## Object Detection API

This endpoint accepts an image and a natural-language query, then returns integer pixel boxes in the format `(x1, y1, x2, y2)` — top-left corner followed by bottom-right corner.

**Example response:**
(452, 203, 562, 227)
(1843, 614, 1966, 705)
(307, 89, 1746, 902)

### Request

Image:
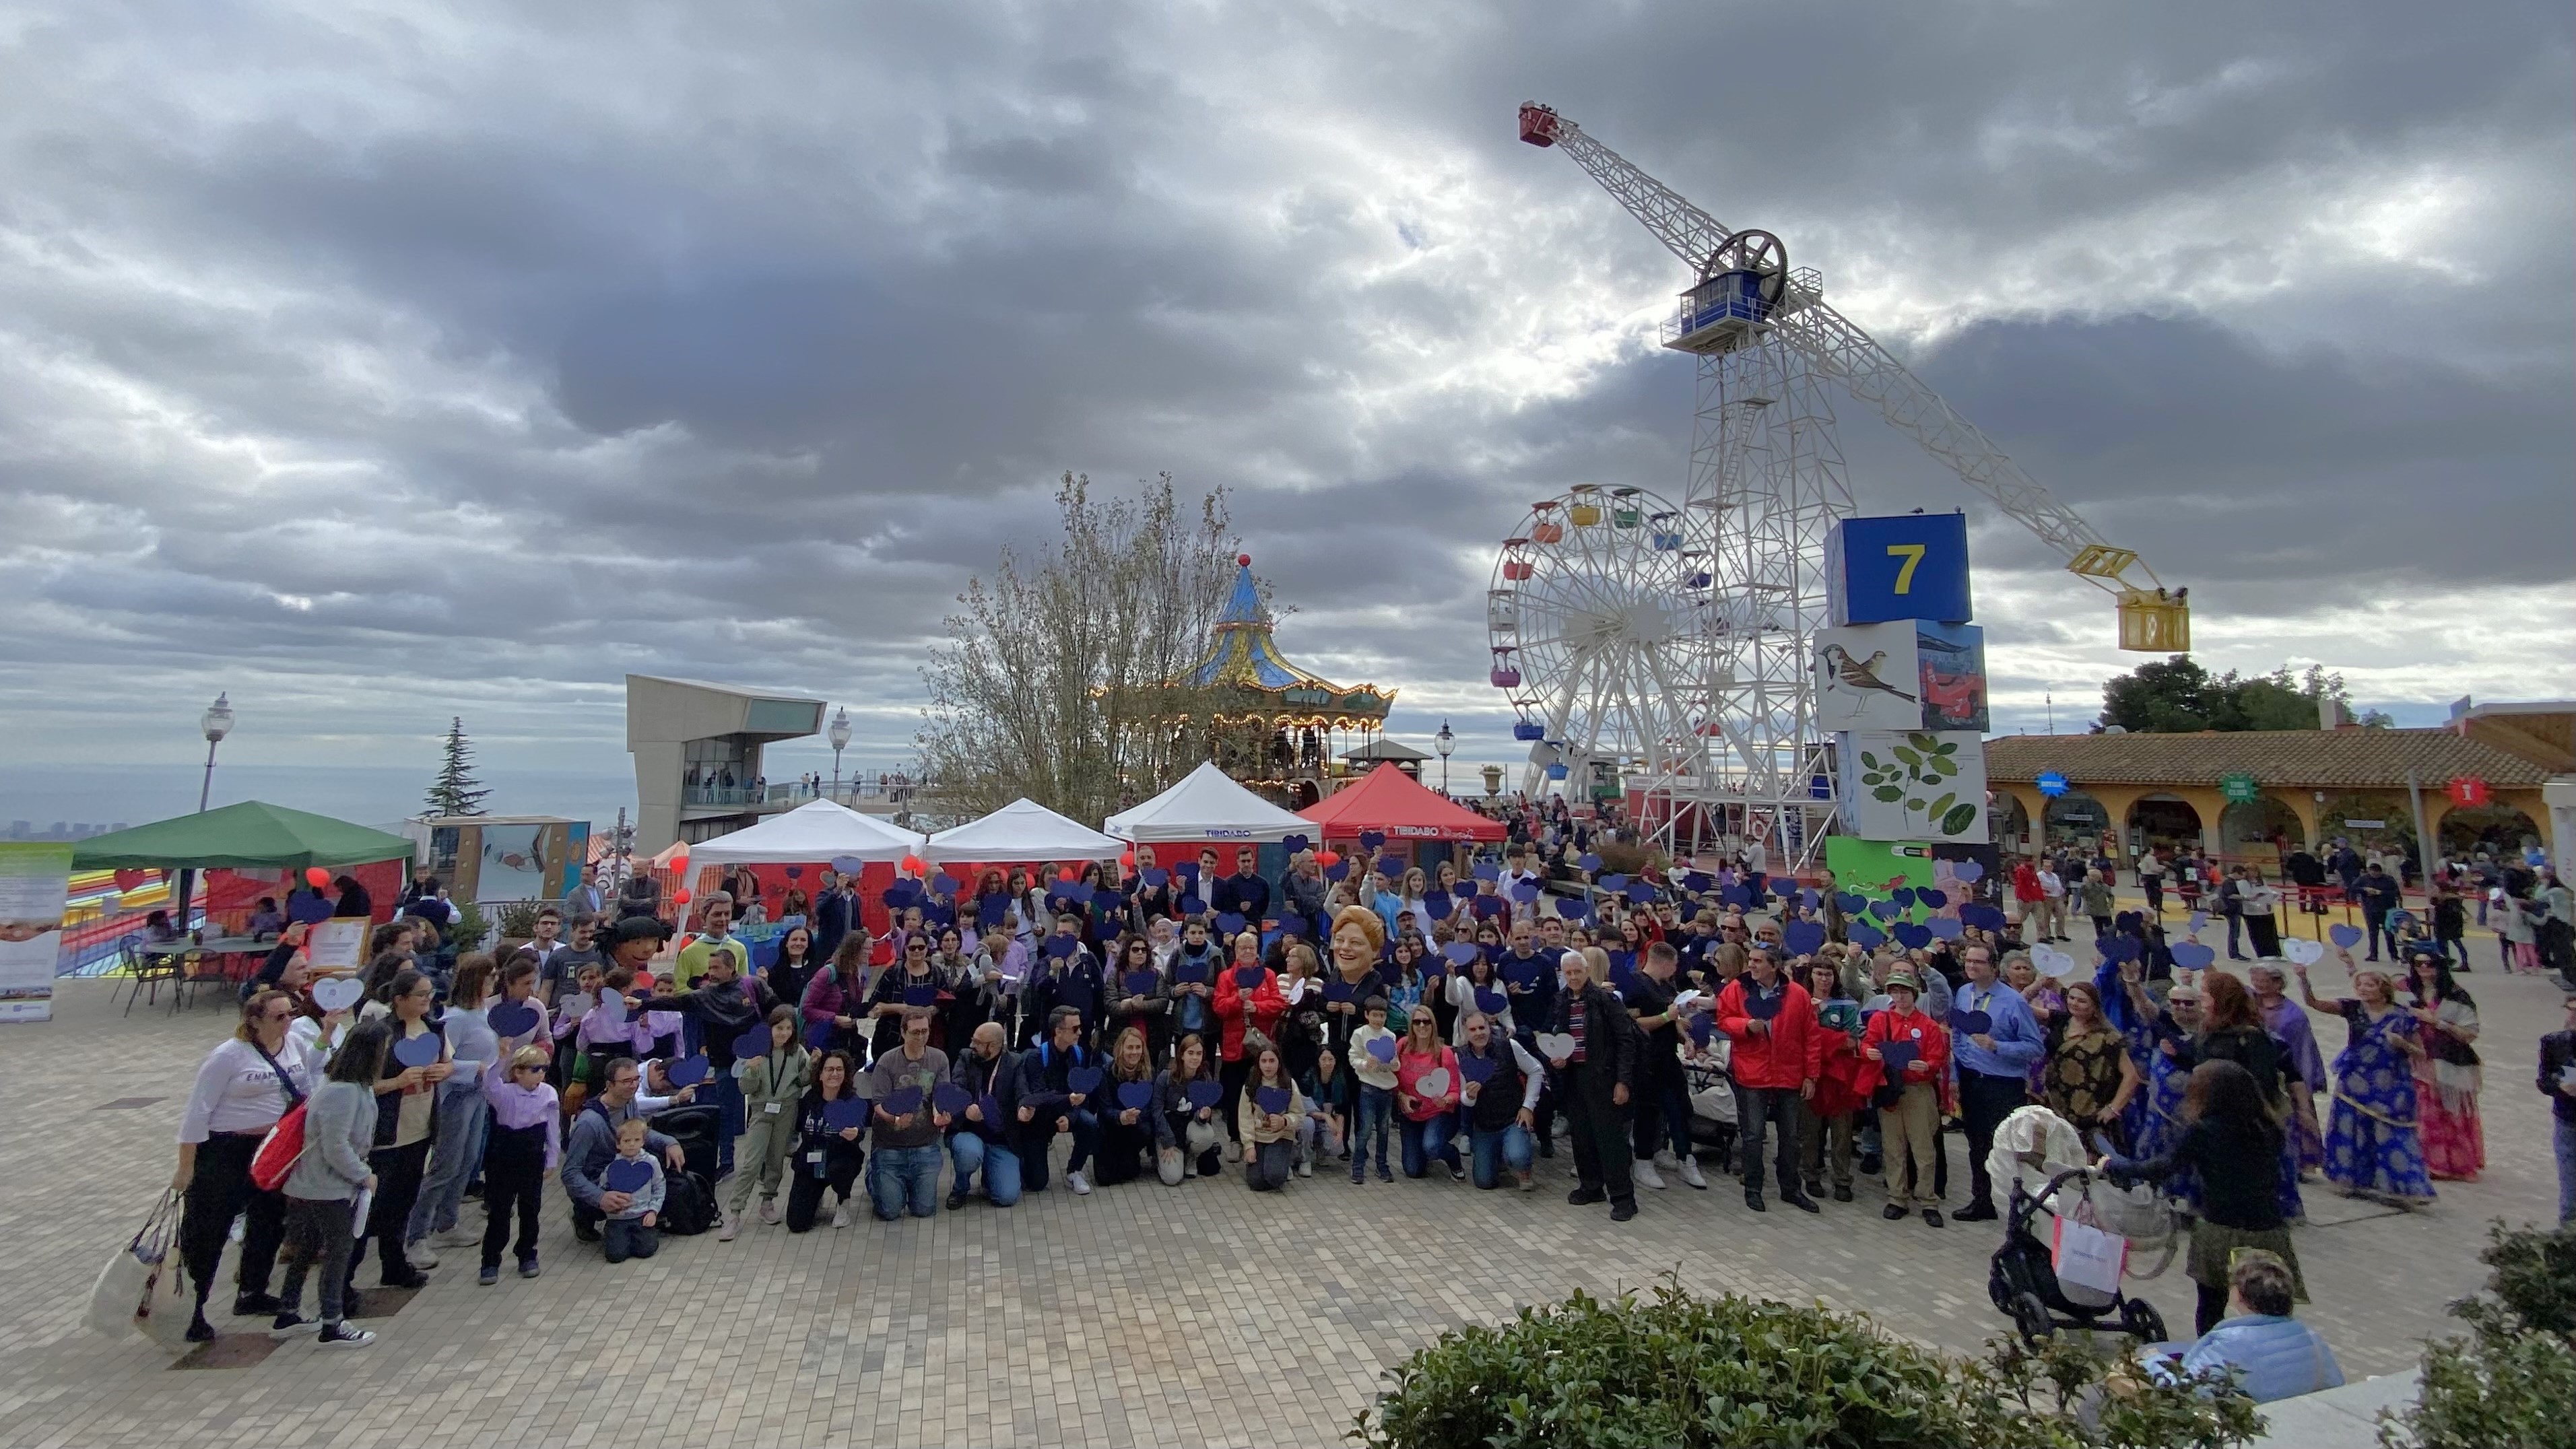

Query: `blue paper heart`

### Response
(903, 982, 939, 1007)
(881, 1085, 925, 1117)
(884, 880, 919, 908)
(1186, 1080, 1224, 1111)
(1783, 920, 1826, 957)
(1323, 862, 1350, 883)
(1598, 874, 1628, 894)
(1216, 912, 1247, 936)
(1365, 1034, 1397, 1062)
(2100, 936, 2142, 964)
(2328, 924, 2363, 950)
(1174, 861, 1200, 882)
(1458, 1051, 1497, 1084)
(824, 1097, 867, 1132)
(1950, 861, 1984, 883)
(1255, 1085, 1292, 1114)
(1124, 970, 1158, 996)
(1422, 888, 1453, 920)
(933, 1082, 972, 1116)
(1579, 853, 1604, 871)
(1281, 834, 1309, 854)
(392, 1032, 442, 1069)
(1116, 1081, 1154, 1111)
(1474, 987, 1507, 1015)
(1502, 959, 1546, 989)
(288, 894, 335, 924)
(1323, 978, 1354, 1003)
(1870, 898, 1905, 922)
(785, 866, 803, 880)
(1141, 867, 1170, 888)
(488, 1001, 539, 1038)
(1173, 958, 1210, 984)
(1376, 854, 1405, 879)
(1067, 1065, 1103, 1095)
(1892, 887, 1918, 910)
(1177, 894, 1206, 916)
(603, 1157, 655, 1194)
(1962, 903, 2008, 931)
(1688, 1013, 1717, 1046)
(1878, 1040, 1919, 1074)
(1445, 941, 1481, 966)
(1745, 988, 1783, 1020)
(2188, 911, 2210, 933)
(1045, 937, 1078, 960)
(1799, 887, 1822, 910)
(665, 1056, 711, 1087)
(1473, 862, 1500, 882)
(1358, 831, 1387, 850)
(804, 1018, 836, 1049)
(1925, 916, 1964, 940)
(1510, 881, 1540, 904)
(1849, 921, 1887, 950)
(731, 1025, 772, 1060)
(1472, 896, 1502, 920)
(1892, 922, 1933, 950)
(2171, 941, 2216, 970)
(1948, 1008, 1992, 1036)
(1232, 966, 1264, 988)
(978, 897, 1008, 926)
(932, 873, 964, 898)
(1836, 891, 1869, 914)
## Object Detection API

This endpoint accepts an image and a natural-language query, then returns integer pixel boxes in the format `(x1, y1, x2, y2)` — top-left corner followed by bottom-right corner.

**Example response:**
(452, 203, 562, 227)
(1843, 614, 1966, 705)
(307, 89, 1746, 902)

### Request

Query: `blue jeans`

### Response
(406, 1087, 488, 1243)
(1018, 1110, 1100, 1194)
(704, 1071, 744, 1174)
(2556, 1117, 2575, 1227)
(868, 1144, 942, 1219)
(1352, 1085, 1392, 1178)
(948, 1133, 1022, 1207)
(1469, 1122, 1534, 1188)
(602, 1217, 659, 1262)
(1399, 1113, 1459, 1178)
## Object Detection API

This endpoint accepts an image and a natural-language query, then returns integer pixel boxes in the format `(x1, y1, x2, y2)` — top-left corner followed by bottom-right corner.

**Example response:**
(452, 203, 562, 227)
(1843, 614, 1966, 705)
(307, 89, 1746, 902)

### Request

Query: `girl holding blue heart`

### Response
(1095, 1027, 1159, 1186)
(785, 1049, 864, 1232)
(362, 969, 450, 1291)
(1153, 1032, 1226, 1183)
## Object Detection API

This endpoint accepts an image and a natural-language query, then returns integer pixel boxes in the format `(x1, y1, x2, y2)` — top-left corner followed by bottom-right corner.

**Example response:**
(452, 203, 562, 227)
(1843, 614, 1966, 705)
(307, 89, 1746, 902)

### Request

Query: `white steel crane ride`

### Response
(1505, 102, 2189, 865)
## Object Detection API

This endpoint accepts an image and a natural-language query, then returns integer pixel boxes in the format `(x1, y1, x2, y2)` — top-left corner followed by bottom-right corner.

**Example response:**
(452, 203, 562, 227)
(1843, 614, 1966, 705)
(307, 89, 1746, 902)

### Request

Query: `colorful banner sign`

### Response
(0, 843, 73, 1024)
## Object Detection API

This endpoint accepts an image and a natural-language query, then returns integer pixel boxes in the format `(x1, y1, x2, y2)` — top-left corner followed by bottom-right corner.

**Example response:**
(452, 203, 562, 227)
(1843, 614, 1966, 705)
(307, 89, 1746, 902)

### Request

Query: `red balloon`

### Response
(900, 854, 923, 875)
(1058, 867, 1078, 882)
(1315, 850, 1340, 869)
(1120, 851, 1137, 869)
(1236, 552, 1251, 566)
(304, 867, 331, 889)
(632, 972, 655, 991)
(671, 887, 692, 906)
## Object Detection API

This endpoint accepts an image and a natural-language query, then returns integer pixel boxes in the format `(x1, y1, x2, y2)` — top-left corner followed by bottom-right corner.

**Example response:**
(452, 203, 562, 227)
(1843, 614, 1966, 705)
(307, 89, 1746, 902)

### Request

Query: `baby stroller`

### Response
(1682, 1034, 1740, 1167)
(1983, 1105, 2177, 1345)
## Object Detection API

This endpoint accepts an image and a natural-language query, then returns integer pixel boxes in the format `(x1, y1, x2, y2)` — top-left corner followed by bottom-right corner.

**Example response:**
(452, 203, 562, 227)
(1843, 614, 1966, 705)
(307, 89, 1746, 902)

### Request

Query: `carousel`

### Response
(1169, 555, 1394, 808)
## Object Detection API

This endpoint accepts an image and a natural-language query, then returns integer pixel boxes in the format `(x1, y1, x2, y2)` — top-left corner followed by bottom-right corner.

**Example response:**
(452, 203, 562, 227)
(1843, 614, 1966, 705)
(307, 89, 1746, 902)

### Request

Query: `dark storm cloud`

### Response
(1, 0, 2567, 776)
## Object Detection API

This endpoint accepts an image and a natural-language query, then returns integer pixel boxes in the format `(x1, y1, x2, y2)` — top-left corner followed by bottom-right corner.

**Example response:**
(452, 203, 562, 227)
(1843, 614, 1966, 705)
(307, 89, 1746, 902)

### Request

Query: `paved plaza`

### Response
(1, 959, 2564, 1448)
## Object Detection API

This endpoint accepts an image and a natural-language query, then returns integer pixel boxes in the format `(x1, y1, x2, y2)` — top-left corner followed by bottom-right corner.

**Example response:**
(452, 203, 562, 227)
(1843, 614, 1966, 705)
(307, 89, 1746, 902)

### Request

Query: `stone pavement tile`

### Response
(1, 973, 2562, 1446)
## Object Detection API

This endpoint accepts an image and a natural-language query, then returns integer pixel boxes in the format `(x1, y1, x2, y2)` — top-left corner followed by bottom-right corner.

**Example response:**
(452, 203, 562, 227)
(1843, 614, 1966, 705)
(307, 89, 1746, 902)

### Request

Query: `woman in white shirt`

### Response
(172, 988, 315, 1341)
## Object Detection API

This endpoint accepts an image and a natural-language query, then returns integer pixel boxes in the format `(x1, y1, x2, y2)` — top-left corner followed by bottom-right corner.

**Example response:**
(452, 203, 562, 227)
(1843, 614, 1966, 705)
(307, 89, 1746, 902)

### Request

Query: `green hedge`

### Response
(2379, 1221, 2576, 1449)
(1354, 1279, 2259, 1449)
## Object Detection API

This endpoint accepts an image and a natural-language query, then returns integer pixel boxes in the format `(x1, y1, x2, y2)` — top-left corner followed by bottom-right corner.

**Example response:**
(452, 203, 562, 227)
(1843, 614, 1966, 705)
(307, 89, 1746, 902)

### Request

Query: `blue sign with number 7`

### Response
(1828, 513, 1972, 626)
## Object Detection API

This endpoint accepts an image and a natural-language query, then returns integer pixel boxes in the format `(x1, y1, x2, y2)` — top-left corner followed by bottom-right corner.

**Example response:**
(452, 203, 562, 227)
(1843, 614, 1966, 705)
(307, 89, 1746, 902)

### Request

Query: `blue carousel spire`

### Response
(1217, 554, 1265, 627)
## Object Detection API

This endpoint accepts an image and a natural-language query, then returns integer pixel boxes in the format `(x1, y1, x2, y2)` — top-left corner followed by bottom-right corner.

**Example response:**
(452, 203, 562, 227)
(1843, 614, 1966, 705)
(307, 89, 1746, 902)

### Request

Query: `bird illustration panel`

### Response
(1838, 729, 1989, 843)
(1812, 623, 1921, 732)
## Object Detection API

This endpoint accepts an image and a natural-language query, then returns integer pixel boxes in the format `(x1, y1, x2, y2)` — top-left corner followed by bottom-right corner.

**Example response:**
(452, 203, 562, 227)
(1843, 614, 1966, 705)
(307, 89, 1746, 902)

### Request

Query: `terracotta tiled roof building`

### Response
(1982, 706, 2571, 863)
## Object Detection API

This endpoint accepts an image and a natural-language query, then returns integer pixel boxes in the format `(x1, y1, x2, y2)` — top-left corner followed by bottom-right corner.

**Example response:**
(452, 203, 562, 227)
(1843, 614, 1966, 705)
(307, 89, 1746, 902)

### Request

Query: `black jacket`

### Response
(947, 1048, 1020, 1141)
(1545, 982, 1641, 1100)
(1012, 1040, 1097, 1138)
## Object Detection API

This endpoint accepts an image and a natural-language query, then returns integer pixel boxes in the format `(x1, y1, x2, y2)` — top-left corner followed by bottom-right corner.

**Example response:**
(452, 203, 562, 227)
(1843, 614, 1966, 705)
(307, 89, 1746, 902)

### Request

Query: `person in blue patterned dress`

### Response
(2295, 949, 2434, 1205)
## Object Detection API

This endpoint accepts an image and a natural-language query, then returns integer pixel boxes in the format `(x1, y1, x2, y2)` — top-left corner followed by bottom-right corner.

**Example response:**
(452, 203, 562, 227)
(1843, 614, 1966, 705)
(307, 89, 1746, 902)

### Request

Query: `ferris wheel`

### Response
(1487, 483, 1723, 803)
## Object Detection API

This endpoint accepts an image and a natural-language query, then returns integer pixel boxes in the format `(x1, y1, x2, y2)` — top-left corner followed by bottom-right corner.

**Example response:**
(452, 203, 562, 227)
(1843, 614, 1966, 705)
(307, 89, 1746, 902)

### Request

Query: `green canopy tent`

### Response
(71, 801, 415, 872)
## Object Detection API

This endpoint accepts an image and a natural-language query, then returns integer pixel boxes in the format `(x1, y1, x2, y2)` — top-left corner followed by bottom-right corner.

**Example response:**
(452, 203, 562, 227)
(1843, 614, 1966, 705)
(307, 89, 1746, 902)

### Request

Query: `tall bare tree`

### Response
(917, 473, 1246, 825)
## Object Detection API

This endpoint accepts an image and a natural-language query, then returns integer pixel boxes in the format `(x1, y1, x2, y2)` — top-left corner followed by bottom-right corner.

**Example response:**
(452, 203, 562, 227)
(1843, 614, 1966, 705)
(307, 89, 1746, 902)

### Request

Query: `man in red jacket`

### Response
(1715, 944, 1822, 1213)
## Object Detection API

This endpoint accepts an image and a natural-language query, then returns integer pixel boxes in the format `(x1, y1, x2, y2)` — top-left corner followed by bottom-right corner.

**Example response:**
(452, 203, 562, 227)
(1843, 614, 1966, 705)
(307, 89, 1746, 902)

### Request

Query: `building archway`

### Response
(1993, 792, 2033, 855)
(2043, 790, 2112, 852)
(2440, 803, 2542, 860)
(2315, 793, 2416, 856)
(2126, 795, 2202, 856)
(2220, 797, 2305, 867)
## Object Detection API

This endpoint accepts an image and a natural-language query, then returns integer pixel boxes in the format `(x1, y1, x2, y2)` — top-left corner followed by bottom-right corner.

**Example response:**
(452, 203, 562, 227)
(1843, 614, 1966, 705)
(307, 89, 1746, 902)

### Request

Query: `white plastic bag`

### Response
(2052, 1214, 2127, 1298)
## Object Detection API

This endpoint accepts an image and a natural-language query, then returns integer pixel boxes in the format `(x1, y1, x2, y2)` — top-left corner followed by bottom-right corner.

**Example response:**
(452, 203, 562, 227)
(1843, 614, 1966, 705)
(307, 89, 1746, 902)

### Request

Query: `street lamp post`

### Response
(176, 692, 234, 940)
(828, 707, 852, 799)
(1434, 719, 1455, 797)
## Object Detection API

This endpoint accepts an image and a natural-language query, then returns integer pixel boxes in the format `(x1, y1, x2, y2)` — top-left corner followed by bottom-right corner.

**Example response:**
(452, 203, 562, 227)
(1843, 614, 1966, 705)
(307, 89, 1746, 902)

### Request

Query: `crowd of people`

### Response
(172, 829, 2575, 1369)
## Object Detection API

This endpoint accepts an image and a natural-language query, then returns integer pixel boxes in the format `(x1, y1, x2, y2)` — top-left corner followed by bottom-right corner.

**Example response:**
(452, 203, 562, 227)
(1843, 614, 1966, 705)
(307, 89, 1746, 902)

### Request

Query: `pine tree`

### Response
(426, 716, 490, 815)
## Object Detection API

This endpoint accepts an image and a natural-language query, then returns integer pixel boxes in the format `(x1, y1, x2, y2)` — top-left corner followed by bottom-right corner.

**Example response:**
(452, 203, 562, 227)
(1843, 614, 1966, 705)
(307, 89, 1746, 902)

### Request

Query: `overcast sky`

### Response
(3, 1, 2570, 816)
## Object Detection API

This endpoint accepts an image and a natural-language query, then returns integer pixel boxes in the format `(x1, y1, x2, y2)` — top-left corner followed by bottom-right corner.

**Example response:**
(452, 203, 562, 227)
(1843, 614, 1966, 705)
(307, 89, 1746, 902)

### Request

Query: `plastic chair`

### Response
(119, 935, 179, 1016)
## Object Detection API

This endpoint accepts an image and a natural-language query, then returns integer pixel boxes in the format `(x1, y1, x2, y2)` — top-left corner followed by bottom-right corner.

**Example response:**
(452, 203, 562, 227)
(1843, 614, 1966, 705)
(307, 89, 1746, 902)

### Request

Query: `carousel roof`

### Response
(1179, 559, 1393, 716)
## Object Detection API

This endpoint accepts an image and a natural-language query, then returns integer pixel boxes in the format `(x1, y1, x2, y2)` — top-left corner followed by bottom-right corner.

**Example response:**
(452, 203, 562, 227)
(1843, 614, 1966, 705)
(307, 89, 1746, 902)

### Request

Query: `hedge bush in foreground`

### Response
(2378, 1221, 2576, 1449)
(1353, 1279, 2259, 1449)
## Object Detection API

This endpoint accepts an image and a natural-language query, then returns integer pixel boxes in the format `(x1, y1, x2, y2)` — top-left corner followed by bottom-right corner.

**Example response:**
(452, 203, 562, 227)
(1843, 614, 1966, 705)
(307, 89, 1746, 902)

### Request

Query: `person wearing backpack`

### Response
(269, 1018, 389, 1349)
(173, 988, 319, 1342)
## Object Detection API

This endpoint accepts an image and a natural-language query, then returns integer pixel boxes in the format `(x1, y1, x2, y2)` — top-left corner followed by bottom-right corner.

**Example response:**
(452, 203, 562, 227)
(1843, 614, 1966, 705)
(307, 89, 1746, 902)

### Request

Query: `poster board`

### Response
(304, 917, 370, 973)
(0, 843, 73, 1023)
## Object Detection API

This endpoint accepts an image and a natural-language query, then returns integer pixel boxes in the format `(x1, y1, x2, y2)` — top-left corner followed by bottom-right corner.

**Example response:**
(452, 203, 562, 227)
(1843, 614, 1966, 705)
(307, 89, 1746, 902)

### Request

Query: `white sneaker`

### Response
(1678, 1157, 1709, 1190)
(1632, 1160, 1667, 1191)
(830, 1205, 851, 1229)
(1068, 1171, 1092, 1196)
(758, 1199, 781, 1225)
(1295, 1157, 1313, 1179)
(1653, 1149, 1680, 1172)
(717, 1210, 740, 1242)
(434, 1227, 482, 1248)
(404, 1241, 439, 1269)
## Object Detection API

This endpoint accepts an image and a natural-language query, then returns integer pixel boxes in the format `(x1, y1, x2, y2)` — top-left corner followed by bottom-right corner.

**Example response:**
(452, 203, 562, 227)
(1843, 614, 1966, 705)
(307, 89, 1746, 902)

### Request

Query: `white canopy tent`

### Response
(924, 797, 1124, 864)
(1104, 760, 1315, 844)
(682, 799, 925, 865)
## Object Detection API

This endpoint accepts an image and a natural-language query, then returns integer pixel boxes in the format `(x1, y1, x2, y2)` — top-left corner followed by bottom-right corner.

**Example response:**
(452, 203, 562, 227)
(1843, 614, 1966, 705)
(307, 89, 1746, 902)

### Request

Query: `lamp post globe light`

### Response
(1434, 719, 1455, 796)
(197, 692, 234, 811)
(828, 706, 852, 796)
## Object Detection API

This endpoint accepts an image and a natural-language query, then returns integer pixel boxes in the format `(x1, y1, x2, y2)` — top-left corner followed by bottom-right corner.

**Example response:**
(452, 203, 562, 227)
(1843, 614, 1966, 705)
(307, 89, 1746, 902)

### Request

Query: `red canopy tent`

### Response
(1298, 764, 1507, 843)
